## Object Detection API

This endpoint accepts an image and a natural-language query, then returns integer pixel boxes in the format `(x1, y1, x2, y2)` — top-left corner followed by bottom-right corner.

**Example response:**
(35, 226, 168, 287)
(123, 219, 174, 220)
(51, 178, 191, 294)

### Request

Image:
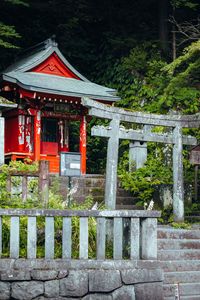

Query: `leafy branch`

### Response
(169, 16, 200, 47)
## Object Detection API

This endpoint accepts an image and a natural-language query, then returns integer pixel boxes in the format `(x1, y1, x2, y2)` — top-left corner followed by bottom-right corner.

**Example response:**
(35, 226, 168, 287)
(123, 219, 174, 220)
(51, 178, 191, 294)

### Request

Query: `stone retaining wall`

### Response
(0, 259, 163, 300)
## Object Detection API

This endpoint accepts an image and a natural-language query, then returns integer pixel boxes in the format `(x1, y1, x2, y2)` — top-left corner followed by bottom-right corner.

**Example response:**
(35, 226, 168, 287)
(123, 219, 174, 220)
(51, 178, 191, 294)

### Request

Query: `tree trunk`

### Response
(159, 0, 169, 55)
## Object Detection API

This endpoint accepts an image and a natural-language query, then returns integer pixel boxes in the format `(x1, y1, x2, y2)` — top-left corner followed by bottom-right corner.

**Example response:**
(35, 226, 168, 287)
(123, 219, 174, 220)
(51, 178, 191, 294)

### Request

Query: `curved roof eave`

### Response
(2, 74, 120, 102)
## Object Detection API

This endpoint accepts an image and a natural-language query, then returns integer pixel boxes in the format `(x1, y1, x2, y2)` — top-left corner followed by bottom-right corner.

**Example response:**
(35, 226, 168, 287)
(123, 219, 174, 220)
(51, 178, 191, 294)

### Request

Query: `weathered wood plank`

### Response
(27, 217, 37, 259)
(113, 217, 123, 259)
(6, 175, 11, 193)
(4, 172, 39, 177)
(0, 209, 161, 218)
(130, 218, 140, 260)
(141, 218, 157, 259)
(96, 217, 106, 259)
(92, 126, 197, 145)
(45, 217, 54, 259)
(10, 216, 20, 258)
(79, 217, 88, 259)
(62, 217, 71, 259)
(22, 176, 28, 203)
(39, 160, 49, 207)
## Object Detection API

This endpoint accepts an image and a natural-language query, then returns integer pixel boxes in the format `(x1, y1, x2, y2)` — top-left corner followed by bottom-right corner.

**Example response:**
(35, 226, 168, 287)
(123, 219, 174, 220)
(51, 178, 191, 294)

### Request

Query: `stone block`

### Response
(11, 281, 44, 300)
(89, 270, 122, 292)
(14, 259, 58, 270)
(134, 282, 163, 300)
(0, 259, 15, 270)
(1, 270, 31, 281)
(44, 280, 59, 297)
(60, 270, 88, 297)
(31, 270, 58, 280)
(82, 294, 112, 300)
(112, 285, 135, 300)
(0, 282, 10, 300)
(34, 298, 78, 300)
(57, 270, 69, 279)
(121, 269, 163, 284)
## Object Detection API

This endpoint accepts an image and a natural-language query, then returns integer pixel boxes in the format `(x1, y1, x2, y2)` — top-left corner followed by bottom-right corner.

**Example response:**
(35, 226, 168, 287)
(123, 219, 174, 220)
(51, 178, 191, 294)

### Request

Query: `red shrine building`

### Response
(0, 38, 119, 174)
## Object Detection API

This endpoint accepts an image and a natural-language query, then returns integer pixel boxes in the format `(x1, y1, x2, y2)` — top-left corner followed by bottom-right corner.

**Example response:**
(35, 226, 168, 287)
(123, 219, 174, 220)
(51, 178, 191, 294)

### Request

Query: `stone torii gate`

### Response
(82, 97, 200, 222)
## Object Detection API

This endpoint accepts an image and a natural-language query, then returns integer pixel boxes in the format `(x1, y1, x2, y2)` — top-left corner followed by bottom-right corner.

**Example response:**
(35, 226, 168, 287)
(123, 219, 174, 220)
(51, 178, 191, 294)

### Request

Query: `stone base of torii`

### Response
(82, 97, 200, 222)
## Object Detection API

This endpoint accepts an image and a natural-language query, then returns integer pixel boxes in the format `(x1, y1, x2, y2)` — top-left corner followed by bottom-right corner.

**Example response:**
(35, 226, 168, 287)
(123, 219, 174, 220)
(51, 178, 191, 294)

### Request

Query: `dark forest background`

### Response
(0, 0, 199, 77)
(0, 0, 200, 201)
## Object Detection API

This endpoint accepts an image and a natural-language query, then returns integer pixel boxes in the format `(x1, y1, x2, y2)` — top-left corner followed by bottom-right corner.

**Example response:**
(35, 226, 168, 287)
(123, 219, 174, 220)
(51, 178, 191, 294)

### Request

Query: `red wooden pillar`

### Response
(18, 114, 25, 152)
(34, 110, 41, 161)
(59, 120, 69, 152)
(64, 120, 69, 152)
(25, 116, 33, 153)
(80, 115, 87, 175)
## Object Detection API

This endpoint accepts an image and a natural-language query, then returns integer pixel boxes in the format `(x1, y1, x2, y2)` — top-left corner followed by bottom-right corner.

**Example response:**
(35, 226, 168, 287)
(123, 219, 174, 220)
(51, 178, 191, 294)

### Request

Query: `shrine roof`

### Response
(0, 96, 17, 110)
(2, 71, 119, 101)
(1, 38, 120, 102)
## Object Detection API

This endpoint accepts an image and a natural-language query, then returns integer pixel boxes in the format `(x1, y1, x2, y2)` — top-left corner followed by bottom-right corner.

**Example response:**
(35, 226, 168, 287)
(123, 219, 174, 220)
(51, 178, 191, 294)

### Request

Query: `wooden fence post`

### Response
(22, 176, 28, 203)
(39, 160, 50, 207)
(6, 175, 11, 193)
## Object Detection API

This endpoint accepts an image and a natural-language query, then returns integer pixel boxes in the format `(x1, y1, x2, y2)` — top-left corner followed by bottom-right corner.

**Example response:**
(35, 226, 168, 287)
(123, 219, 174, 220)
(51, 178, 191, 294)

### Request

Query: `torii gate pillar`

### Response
(105, 119, 120, 209)
(173, 125, 184, 222)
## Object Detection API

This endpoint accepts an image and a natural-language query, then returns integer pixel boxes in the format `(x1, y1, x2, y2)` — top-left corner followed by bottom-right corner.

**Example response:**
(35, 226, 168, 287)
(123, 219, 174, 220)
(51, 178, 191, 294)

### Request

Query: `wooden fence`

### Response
(0, 209, 160, 260)
(6, 160, 50, 205)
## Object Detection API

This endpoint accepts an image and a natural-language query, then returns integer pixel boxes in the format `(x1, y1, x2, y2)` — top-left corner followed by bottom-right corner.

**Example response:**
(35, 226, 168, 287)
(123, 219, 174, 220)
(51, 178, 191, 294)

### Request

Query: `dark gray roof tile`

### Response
(3, 72, 120, 101)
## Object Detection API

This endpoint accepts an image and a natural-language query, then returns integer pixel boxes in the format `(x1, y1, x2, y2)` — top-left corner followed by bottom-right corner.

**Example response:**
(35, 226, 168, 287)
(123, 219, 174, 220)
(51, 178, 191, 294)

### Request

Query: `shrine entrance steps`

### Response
(185, 211, 200, 223)
(158, 225, 200, 299)
(51, 175, 140, 209)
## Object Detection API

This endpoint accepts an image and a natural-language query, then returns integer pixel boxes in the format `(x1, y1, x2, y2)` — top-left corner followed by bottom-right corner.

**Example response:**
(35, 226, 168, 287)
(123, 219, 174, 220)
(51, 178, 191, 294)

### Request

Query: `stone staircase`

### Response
(69, 176, 140, 209)
(185, 211, 200, 223)
(158, 226, 200, 300)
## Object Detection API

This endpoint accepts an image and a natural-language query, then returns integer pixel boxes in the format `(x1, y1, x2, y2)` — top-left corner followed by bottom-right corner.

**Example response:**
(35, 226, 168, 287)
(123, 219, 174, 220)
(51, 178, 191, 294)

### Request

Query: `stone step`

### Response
(157, 228, 200, 240)
(185, 216, 200, 222)
(158, 239, 200, 250)
(73, 187, 136, 198)
(116, 197, 138, 205)
(73, 195, 138, 206)
(116, 204, 143, 210)
(186, 211, 200, 216)
(71, 176, 129, 188)
(158, 250, 200, 261)
(160, 260, 200, 272)
(163, 282, 200, 298)
(71, 176, 105, 188)
(164, 295, 200, 300)
(164, 271, 200, 284)
(73, 195, 104, 204)
(116, 188, 135, 197)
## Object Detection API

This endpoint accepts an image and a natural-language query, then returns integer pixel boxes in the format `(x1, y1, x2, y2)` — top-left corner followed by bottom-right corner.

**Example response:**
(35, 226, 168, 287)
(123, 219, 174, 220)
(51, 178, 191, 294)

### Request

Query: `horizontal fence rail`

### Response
(0, 209, 160, 260)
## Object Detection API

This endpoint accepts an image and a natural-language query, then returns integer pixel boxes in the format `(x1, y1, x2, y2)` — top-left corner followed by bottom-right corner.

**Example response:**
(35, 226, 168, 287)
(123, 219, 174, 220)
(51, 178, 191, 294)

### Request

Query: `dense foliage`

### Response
(0, 0, 199, 202)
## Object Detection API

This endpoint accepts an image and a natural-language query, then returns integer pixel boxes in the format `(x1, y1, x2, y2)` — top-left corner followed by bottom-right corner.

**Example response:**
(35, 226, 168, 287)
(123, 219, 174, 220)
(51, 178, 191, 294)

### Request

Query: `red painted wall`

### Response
(5, 117, 19, 153)
(30, 53, 80, 79)
(41, 142, 58, 155)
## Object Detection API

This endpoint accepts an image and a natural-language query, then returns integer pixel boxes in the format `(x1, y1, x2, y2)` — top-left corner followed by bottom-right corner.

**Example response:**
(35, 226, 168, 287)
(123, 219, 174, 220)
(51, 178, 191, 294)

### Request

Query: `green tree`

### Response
(0, 0, 28, 48)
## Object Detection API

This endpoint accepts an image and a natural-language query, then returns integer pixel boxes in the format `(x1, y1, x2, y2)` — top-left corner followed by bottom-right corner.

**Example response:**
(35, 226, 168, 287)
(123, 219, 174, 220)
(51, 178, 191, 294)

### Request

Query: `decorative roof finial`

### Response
(45, 35, 57, 48)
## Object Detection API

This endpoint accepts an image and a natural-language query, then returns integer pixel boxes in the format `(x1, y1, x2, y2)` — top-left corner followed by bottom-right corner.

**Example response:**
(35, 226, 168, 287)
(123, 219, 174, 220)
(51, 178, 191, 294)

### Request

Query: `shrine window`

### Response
(41, 118, 58, 142)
